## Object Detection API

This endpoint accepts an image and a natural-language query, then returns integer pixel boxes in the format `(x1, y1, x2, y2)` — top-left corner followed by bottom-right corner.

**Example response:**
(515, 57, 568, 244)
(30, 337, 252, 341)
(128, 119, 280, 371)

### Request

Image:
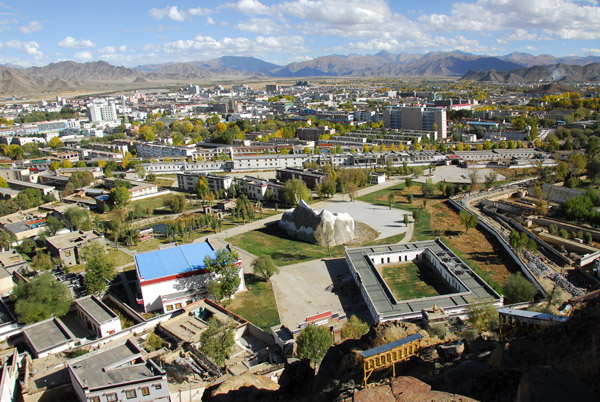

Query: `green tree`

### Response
(467, 300, 499, 333)
(31, 252, 53, 271)
(49, 161, 61, 171)
(0, 177, 7, 188)
(340, 315, 369, 340)
(387, 192, 394, 210)
(405, 177, 413, 188)
(251, 255, 279, 281)
(144, 332, 165, 352)
(281, 179, 312, 206)
(0, 229, 16, 250)
(61, 159, 73, 168)
(12, 273, 71, 324)
(109, 185, 131, 208)
(296, 324, 333, 366)
(459, 209, 478, 234)
(164, 194, 187, 213)
(502, 273, 537, 304)
(64, 207, 93, 231)
(199, 317, 235, 366)
(203, 249, 241, 299)
(68, 170, 94, 188)
(484, 171, 498, 189)
(81, 241, 116, 295)
(422, 178, 435, 199)
(48, 136, 65, 149)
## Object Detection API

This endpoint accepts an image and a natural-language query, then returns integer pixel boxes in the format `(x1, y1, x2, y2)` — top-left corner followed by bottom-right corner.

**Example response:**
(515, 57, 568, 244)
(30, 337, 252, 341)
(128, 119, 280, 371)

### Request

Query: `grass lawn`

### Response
(107, 248, 134, 267)
(378, 261, 452, 300)
(223, 274, 280, 330)
(228, 224, 346, 266)
(364, 232, 406, 246)
(67, 264, 86, 273)
(130, 238, 163, 254)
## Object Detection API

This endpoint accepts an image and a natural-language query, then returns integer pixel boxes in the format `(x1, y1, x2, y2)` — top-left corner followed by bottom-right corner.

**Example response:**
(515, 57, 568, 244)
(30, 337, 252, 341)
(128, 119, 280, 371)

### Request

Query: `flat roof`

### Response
(346, 239, 501, 321)
(75, 296, 117, 324)
(69, 340, 162, 390)
(361, 333, 424, 358)
(498, 307, 569, 323)
(46, 230, 103, 250)
(23, 318, 74, 353)
(136, 242, 216, 281)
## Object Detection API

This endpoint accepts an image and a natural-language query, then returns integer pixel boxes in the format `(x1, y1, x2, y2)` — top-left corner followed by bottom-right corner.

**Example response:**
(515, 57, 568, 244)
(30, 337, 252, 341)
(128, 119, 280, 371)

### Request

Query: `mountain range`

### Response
(1, 51, 600, 96)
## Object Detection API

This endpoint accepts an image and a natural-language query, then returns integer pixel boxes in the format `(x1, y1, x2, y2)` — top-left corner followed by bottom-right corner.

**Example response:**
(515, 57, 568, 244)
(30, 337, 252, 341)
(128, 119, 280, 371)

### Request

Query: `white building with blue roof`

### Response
(135, 241, 244, 313)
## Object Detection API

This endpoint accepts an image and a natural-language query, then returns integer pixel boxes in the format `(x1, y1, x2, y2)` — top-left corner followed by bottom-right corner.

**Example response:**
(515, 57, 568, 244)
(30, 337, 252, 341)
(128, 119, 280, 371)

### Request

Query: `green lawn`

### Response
(107, 248, 134, 267)
(228, 224, 346, 266)
(378, 261, 452, 300)
(363, 232, 406, 246)
(223, 275, 280, 330)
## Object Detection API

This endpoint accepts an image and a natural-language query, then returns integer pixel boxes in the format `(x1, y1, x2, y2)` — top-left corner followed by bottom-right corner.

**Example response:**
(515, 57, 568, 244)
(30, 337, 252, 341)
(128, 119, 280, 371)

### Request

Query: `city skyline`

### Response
(1, 0, 599, 67)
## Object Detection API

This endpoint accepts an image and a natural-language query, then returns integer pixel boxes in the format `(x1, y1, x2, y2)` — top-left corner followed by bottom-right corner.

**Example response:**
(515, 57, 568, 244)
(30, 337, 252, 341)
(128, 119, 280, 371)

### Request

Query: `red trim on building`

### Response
(139, 269, 208, 286)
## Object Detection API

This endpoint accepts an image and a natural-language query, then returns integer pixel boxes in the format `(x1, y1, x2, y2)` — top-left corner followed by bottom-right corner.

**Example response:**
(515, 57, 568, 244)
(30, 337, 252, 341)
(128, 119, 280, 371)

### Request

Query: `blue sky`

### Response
(1, 0, 599, 67)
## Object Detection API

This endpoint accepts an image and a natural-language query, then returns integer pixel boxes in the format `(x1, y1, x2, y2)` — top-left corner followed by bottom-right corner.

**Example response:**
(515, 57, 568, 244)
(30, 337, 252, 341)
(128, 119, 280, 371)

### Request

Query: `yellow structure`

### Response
(360, 333, 423, 387)
(498, 307, 568, 340)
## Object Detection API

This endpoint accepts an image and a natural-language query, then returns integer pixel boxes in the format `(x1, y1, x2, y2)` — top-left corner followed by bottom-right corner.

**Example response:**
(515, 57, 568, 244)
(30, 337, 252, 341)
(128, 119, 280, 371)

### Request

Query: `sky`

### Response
(1, 0, 599, 68)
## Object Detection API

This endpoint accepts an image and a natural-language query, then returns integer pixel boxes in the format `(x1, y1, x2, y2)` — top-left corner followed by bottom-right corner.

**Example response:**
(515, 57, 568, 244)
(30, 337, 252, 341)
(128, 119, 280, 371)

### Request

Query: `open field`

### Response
(377, 261, 452, 300)
(223, 274, 280, 331)
(107, 248, 135, 267)
(358, 183, 515, 293)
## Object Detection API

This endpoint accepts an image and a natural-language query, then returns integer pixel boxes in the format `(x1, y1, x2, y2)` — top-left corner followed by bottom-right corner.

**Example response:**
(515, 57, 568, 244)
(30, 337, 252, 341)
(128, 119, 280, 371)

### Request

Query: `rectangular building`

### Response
(73, 295, 122, 338)
(46, 230, 105, 267)
(383, 106, 447, 140)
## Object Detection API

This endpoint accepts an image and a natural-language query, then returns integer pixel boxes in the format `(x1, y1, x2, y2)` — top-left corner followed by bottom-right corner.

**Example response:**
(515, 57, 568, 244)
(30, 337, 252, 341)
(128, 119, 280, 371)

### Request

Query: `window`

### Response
(141, 387, 150, 396)
(125, 389, 136, 399)
(106, 393, 118, 402)
(166, 305, 173, 311)
(65, 250, 72, 257)
(154, 384, 162, 390)
(88, 397, 100, 402)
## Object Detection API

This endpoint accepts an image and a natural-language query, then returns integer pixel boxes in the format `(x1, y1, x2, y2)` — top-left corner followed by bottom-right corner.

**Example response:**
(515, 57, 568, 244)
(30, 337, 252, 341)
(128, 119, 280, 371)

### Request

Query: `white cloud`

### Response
(226, 0, 270, 16)
(206, 17, 216, 25)
(237, 18, 284, 34)
(5, 40, 42, 57)
(73, 51, 93, 61)
(188, 7, 211, 16)
(582, 47, 600, 55)
(419, 0, 600, 40)
(19, 20, 42, 34)
(149, 6, 186, 22)
(154, 34, 306, 60)
(99, 45, 128, 54)
(58, 36, 95, 49)
(118, 45, 127, 52)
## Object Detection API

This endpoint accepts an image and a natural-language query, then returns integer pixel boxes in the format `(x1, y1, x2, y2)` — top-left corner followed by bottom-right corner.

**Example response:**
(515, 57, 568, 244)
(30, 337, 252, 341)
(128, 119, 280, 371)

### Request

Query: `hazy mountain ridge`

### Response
(2, 52, 600, 95)
(461, 63, 600, 82)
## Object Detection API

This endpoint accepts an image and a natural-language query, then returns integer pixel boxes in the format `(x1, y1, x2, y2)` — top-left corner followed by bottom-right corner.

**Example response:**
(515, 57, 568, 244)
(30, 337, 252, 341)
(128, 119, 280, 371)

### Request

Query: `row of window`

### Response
(88, 384, 160, 402)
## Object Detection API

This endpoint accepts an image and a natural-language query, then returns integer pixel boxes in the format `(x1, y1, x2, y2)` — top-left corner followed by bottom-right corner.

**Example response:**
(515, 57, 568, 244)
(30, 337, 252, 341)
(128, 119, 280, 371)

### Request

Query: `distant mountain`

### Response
(271, 51, 522, 77)
(461, 63, 600, 82)
(3, 51, 600, 96)
(500, 52, 600, 67)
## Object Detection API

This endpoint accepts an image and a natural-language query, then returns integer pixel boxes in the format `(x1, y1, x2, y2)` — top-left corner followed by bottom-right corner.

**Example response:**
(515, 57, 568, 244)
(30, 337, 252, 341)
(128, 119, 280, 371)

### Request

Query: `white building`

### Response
(88, 103, 118, 123)
(135, 242, 244, 313)
(73, 295, 122, 338)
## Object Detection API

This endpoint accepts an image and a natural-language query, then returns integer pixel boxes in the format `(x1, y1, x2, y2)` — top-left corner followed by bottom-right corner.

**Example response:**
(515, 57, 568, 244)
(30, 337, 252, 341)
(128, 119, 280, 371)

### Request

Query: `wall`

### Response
(141, 273, 213, 313)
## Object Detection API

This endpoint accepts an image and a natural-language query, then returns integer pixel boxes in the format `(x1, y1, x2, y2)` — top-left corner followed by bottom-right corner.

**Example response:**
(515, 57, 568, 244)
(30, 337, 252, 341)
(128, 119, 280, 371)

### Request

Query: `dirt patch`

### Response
(352, 221, 379, 244)
(426, 199, 517, 287)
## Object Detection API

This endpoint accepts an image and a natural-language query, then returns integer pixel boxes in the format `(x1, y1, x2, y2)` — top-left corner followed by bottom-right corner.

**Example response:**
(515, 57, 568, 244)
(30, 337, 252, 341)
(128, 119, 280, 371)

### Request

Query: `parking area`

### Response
(414, 165, 505, 184)
(316, 200, 409, 240)
(271, 257, 372, 331)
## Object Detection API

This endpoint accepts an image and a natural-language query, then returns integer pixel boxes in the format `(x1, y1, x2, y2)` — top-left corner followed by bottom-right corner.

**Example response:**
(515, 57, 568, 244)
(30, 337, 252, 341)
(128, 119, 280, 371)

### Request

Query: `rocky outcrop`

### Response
(278, 200, 357, 246)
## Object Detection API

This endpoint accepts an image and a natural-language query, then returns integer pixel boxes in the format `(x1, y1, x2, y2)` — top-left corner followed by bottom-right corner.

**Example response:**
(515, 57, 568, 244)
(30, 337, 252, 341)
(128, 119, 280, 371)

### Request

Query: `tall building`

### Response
(87, 102, 118, 123)
(383, 106, 447, 140)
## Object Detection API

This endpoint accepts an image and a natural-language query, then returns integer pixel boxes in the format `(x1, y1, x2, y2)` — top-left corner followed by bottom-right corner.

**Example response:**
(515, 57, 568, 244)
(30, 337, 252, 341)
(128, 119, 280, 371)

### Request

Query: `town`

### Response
(0, 74, 597, 401)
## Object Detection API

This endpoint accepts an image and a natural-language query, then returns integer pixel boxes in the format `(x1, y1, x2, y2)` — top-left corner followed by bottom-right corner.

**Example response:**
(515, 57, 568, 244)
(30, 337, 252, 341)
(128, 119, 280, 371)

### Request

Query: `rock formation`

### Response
(278, 200, 357, 246)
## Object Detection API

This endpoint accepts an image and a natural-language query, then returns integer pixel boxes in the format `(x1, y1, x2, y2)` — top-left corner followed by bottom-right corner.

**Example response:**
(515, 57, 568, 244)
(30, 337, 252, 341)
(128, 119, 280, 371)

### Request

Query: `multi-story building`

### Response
(383, 106, 447, 140)
(136, 142, 196, 161)
(73, 295, 122, 338)
(177, 172, 232, 193)
(87, 102, 118, 123)
(68, 339, 170, 402)
(276, 168, 327, 190)
(237, 176, 284, 201)
(46, 230, 105, 267)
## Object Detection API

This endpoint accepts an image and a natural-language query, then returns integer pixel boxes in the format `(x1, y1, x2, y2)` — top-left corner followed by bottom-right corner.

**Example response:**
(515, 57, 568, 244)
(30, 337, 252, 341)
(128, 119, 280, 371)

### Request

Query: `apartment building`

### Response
(383, 106, 447, 140)
(176, 172, 232, 193)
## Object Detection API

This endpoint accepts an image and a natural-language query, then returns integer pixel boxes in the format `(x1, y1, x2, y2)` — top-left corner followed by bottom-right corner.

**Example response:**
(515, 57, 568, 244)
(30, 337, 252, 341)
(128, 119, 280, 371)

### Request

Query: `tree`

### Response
(281, 179, 312, 206)
(459, 209, 478, 234)
(68, 170, 94, 189)
(387, 192, 394, 210)
(48, 136, 64, 149)
(64, 207, 93, 230)
(484, 171, 497, 189)
(199, 317, 235, 366)
(197, 176, 209, 198)
(405, 177, 413, 188)
(251, 255, 279, 281)
(61, 159, 73, 168)
(314, 222, 335, 257)
(422, 178, 435, 199)
(0, 229, 16, 250)
(11, 273, 71, 324)
(49, 161, 61, 171)
(0, 177, 7, 188)
(469, 170, 478, 192)
(467, 300, 499, 333)
(502, 273, 537, 304)
(341, 315, 369, 340)
(31, 252, 53, 271)
(164, 194, 187, 213)
(346, 182, 358, 202)
(296, 324, 333, 366)
(81, 241, 116, 295)
(109, 185, 131, 208)
(203, 249, 241, 299)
